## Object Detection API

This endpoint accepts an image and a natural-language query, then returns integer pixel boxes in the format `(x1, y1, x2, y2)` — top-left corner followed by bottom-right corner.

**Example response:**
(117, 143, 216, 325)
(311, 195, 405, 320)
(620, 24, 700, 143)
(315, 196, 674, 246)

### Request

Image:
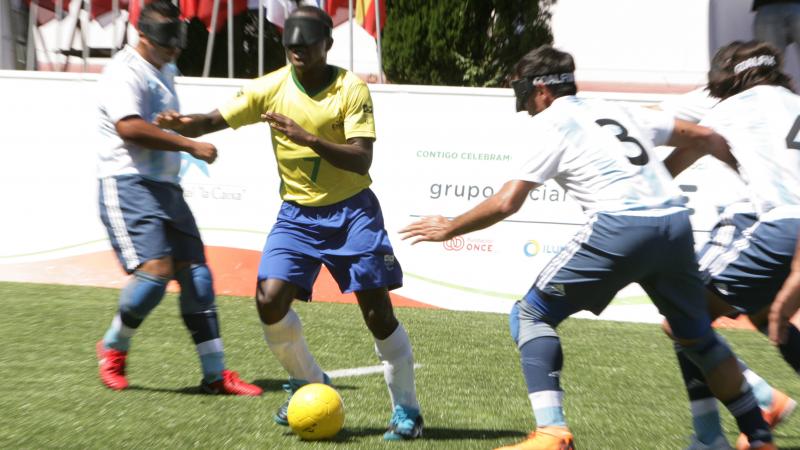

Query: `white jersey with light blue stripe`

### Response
(96, 46, 182, 183)
(701, 85, 800, 215)
(513, 96, 685, 217)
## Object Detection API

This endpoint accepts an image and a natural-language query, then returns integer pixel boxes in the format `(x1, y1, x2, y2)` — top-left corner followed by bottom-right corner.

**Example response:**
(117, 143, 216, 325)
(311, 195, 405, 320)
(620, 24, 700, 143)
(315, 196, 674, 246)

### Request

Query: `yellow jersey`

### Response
(219, 65, 376, 206)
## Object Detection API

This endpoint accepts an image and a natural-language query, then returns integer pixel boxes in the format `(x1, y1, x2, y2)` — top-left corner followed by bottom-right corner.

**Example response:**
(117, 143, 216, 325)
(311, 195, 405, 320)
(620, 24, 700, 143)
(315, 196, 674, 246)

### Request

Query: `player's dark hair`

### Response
(707, 40, 794, 99)
(291, 5, 334, 29)
(513, 45, 577, 98)
(141, 0, 181, 23)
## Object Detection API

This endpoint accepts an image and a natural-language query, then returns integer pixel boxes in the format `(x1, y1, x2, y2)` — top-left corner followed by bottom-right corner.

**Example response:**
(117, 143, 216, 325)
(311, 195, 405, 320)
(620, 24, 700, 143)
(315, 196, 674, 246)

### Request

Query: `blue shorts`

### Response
(701, 213, 800, 314)
(98, 175, 205, 273)
(258, 188, 402, 300)
(523, 209, 710, 337)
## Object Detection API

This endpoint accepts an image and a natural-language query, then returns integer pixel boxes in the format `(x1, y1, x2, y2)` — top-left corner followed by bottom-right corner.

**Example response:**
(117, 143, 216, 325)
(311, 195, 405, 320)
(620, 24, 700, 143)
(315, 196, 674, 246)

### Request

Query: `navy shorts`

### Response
(701, 213, 800, 314)
(258, 188, 402, 300)
(697, 204, 758, 273)
(98, 175, 205, 273)
(523, 209, 710, 338)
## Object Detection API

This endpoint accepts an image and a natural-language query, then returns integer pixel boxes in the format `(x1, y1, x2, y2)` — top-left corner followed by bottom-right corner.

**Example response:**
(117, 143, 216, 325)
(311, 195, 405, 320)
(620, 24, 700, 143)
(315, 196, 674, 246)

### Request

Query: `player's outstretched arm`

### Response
(154, 109, 229, 138)
(116, 116, 217, 163)
(262, 112, 372, 175)
(400, 180, 538, 244)
(769, 233, 800, 344)
(663, 119, 735, 177)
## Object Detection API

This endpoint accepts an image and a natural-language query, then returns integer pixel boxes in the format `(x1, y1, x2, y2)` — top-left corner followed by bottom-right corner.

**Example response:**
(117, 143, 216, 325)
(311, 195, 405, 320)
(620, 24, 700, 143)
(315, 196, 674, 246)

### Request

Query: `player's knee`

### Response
(138, 256, 175, 279)
(255, 279, 293, 312)
(177, 264, 215, 314)
(120, 270, 169, 317)
(676, 331, 734, 375)
(511, 300, 559, 349)
(362, 303, 397, 339)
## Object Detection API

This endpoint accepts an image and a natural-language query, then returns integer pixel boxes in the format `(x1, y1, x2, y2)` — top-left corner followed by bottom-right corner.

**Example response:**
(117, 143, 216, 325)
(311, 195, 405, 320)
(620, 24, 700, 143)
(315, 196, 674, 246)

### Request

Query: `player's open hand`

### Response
(399, 216, 453, 244)
(154, 110, 189, 130)
(261, 112, 316, 147)
(189, 141, 218, 164)
(768, 272, 800, 345)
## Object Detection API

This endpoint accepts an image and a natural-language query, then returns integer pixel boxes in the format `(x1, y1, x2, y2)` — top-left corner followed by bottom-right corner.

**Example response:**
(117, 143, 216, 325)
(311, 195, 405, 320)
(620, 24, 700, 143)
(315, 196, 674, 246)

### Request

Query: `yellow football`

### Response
(286, 383, 345, 440)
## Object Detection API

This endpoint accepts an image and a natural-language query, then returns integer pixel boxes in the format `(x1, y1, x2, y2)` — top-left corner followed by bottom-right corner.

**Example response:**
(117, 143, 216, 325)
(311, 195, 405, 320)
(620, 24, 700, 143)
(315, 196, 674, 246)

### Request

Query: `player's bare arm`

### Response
(400, 180, 538, 244)
(663, 119, 735, 177)
(154, 109, 229, 138)
(262, 112, 372, 175)
(769, 234, 800, 345)
(116, 116, 217, 163)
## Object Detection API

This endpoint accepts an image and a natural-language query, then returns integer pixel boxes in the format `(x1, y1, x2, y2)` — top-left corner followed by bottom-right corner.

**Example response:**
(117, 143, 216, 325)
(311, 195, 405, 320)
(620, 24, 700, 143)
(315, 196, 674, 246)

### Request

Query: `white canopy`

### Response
(328, 19, 382, 82)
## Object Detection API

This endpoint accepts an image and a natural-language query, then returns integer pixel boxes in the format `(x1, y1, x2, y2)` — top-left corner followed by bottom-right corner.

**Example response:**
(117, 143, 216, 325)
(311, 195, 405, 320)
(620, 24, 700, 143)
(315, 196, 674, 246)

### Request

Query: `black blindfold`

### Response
(282, 17, 331, 47)
(139, 18, 188, 49)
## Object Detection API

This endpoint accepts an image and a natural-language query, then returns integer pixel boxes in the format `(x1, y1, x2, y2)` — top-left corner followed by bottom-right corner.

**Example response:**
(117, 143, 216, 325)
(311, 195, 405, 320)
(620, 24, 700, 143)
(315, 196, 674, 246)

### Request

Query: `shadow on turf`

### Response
(123, 379, 358, 396)
(282, 427, 525, 442)
(250, 378, 358, 392)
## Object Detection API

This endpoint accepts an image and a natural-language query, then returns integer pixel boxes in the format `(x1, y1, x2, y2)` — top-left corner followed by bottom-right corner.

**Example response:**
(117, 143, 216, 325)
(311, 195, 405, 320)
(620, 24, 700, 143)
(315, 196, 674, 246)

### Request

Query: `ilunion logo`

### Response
(523, 240, 540, 257)
(179, 153, 210, 178)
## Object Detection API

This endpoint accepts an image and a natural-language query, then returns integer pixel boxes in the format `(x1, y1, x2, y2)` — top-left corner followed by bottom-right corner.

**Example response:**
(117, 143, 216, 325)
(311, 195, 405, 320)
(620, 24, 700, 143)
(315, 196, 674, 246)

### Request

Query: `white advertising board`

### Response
(0, 71, 723, 322)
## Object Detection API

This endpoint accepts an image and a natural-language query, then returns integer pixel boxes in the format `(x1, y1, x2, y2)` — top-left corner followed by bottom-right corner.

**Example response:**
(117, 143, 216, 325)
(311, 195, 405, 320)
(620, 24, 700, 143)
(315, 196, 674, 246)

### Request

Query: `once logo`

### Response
(523, 240, 540, 257)
(443, 236, 465, 251)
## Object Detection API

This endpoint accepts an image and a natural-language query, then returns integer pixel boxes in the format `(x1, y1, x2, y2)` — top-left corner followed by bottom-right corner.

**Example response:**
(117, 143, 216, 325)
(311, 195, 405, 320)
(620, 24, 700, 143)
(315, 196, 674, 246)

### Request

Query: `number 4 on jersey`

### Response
(786, 115, 800, 150)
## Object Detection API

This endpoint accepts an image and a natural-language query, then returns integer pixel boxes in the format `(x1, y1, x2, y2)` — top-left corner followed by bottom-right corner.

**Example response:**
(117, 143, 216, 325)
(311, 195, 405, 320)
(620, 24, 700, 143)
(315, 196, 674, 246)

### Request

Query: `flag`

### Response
(325, 0, 385, 40)
(263, 0, 321, 30)
(264, 0, 294, 29)
(128, 0, 248, 32)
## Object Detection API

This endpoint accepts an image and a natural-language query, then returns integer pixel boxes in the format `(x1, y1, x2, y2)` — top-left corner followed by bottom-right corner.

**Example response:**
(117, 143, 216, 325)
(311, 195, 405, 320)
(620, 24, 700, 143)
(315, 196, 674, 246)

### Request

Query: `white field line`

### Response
(327, 363, 422, 379)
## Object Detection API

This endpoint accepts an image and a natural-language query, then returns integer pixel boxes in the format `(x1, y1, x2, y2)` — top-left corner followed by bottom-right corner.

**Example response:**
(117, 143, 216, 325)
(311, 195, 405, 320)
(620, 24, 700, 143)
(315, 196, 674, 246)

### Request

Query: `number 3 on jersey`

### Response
(596, 118, 649, 166)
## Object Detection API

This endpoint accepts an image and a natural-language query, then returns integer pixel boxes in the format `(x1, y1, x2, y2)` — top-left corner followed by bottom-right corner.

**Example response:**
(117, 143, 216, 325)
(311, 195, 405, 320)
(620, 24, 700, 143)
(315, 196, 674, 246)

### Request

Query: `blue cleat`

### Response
(383, 405, 424, 441)
(274, 373, 331, 426)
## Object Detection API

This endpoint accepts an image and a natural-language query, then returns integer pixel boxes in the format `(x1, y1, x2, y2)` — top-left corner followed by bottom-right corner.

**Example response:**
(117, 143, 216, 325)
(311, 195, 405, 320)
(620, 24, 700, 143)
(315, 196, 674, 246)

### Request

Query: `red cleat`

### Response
(201, 370, 262, 396)
(96, 340, 129, 391)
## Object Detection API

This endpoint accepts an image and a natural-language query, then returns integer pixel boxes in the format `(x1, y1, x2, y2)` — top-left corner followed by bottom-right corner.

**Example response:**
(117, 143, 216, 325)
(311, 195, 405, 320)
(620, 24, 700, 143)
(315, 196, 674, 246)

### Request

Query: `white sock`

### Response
(741, 365, 774, 410)
(262, 309, 324, 383)
(374, 324, 420, 411)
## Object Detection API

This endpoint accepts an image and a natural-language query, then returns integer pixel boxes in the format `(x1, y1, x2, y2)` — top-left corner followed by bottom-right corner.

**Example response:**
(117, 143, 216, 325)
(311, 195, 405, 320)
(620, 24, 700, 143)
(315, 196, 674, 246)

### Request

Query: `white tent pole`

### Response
(111, 0, 118, 55)
(348, 0, 353, 72)
(55, 0, 63, 70)
(258, 0, 264, 75)
(203, 0, 221, 77)
(32, 18, 53, 69)
(26, 0, 38, 70)
(227, 0, 233, 77)
(83, 0, 91, 72)
(374, 0, 382, 83)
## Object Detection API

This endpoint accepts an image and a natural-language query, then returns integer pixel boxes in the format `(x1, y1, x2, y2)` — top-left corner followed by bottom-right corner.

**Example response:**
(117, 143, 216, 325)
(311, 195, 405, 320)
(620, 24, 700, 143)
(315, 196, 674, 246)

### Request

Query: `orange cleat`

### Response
(96, 340, 129, 391)
(748, 444, 777, 450)
(495, 426, 575, 450)
(201, 370, 263, 396)
(736, 388, 796, 450)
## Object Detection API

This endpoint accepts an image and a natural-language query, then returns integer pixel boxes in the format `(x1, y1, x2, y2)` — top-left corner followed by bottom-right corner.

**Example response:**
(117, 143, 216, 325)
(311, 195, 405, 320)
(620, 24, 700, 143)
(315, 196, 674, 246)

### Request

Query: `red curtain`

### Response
(25, 1, 130, 19)
(26, 0, 248, 32)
